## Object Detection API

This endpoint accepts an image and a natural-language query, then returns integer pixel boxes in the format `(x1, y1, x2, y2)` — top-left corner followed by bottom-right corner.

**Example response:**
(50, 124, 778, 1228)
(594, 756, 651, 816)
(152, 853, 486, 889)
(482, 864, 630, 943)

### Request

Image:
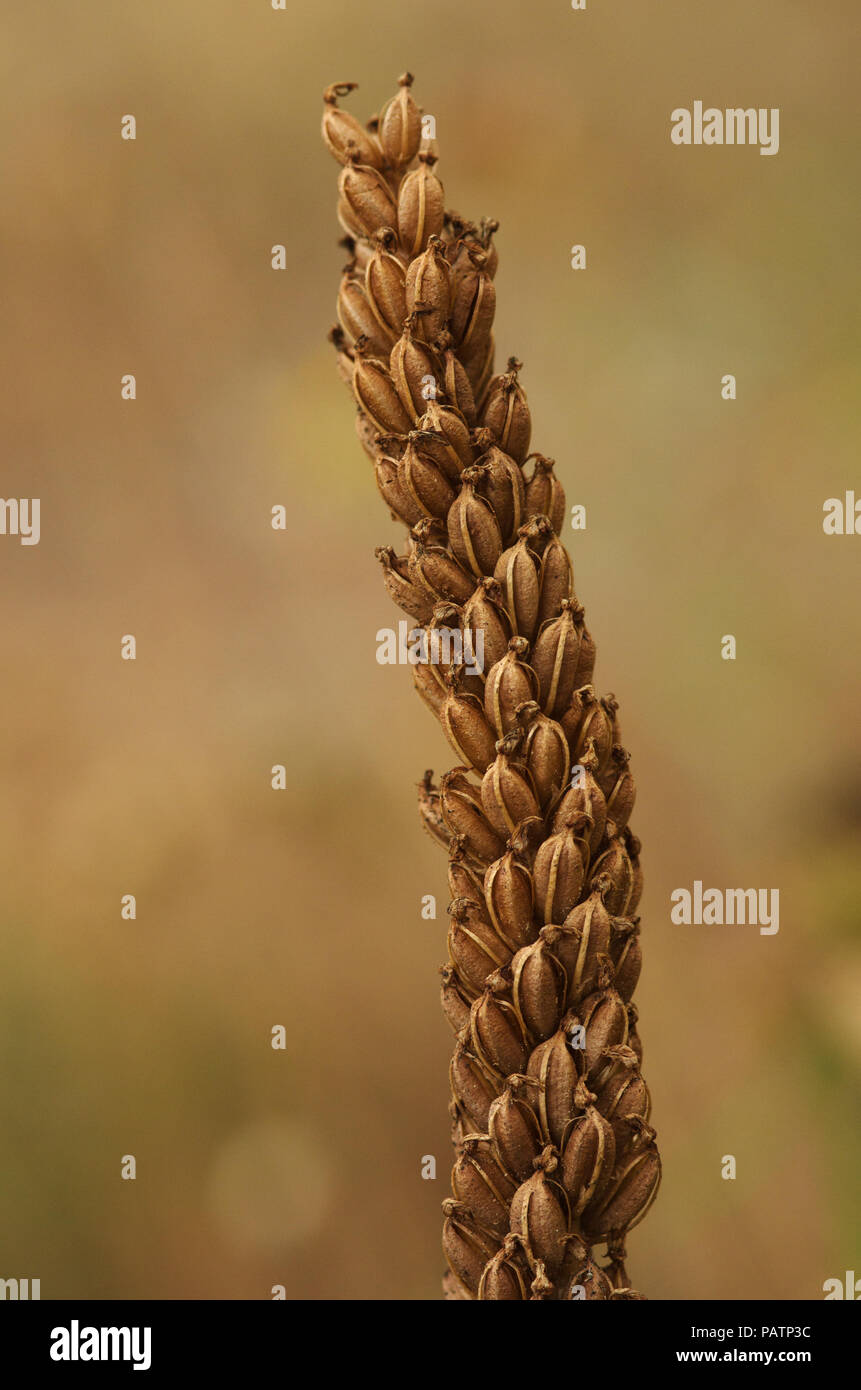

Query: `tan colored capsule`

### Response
(483, 638, 539, 737)
(416, 769, 451, 853)
(376, 545, 435, 623)
(551, 741, 607, 853)
(610, 917, 642, 1002)
(598, 1068, 651, 1153)
(440, 768, 506, 866)
(480, 356, 532, 462)
(580, 989, 629, 1088)
(492, 531, 542, 641)
(483, 849, 535, 955)
(452, 1137, 517, 1238)
(515, 702, 571, 810)
(524, 455, 566, 533)
(373, 453, 424, 528)
(536, 534, 574, 629)
(338, 271, 393, 354)
(440, 963, 473, 1034)
(353, 346, 413, 435)
(451, 249, 497, 354)
(439, 344, 477, 425)
(487, 1086, 543, 1184)
(400, 436, 455, 519)
(365, 229, 408, 341)
(450, 1041, 500, 1133)
(510, 938, 567, 1042)
(584, 1143, 661, 1240)
(553, 887, 613, 1004)
(378, 72, 422, 167)
(472, 436, 526, 545)
(480, 736, 541, 839)
(442, 1197, 500, 1294)
(602, 746, 636, 831)
(533, 822, 587, 925)
(390, 321, 442, 421)
(404, 236, 452, 343)
(321, 82, 384, 168)
(441, 674, 498, 774)
(530, 600, 587, 718)
(560, 684, 615, 770)
(408, 537, 474, 605)
(418, 398, 474, 473)
(337, 154, 398, 239)
(462, 578, 512, 675)
(447, 467, 503, 578)
(412, 657, 446, 718)
(469, 989, 530, 1078)
(560, 1106, 616, 1214)
(509, 1148, 570, 1277)
(398, 152, 445, 255)
(527, 1021, 580, 1147)
(478, 1235, 530, 1300)
(590, 829, 637, 917)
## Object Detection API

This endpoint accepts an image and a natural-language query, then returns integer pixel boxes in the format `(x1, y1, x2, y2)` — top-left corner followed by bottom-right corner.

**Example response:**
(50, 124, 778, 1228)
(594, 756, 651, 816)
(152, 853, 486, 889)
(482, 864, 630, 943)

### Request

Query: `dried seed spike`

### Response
(378, 71, 422, 168)
(480, 356, 532, 462)
(322, 82, 385, 168)
(483, 637, 539, 738)
(447, 466, 503, 577)
(525, 454, 566, 534)
(398, 151, 445, 256)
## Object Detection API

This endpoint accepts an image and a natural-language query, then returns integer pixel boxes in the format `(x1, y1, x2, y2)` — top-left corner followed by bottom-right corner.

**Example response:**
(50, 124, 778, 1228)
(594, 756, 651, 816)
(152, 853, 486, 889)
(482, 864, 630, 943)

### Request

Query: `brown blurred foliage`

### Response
(0, 1, 858, 1299)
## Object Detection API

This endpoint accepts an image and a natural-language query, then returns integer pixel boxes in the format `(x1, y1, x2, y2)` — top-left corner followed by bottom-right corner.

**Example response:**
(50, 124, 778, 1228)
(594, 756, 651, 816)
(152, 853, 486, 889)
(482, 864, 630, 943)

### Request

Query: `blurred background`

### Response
(0, 0, 858, 1300)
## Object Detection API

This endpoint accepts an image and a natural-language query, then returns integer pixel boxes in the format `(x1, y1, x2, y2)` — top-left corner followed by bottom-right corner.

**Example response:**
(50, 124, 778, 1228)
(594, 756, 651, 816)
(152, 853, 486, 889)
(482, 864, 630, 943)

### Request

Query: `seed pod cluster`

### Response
(323, 74, 659, 1300)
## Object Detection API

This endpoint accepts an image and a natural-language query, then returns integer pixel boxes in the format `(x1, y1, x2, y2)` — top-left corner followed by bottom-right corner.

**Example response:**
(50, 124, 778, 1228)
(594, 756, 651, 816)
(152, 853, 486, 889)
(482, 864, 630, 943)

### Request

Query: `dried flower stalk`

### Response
(321, 75, 660, 1300)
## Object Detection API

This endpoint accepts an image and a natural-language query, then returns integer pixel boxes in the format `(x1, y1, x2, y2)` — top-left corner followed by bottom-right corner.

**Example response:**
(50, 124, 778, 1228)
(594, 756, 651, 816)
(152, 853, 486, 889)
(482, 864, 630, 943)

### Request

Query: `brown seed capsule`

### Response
(580, 989, 629, 1088)
(398, 152, 445, 255)
(510, 938, 567, 1042)
(509, 1148, 570, 1276)
(574, 621, 596, 688)
(337, 271, 394, 354)
(412, 656, 446, 718)
(478, 1235, 530, 1300)
(353, 346, 414, 435)
(365, 229, 408, 341)
(480, 734, 541, 838)
(527, 1020, 580, 1147)
(451, 249, 496, 355)
(439, 344, 477, 425)
(450, 1042, 500, 1133)
(493, 528, 542, 640)
(570, 1257, 614, 1300)
(469, 989, 529, 1078)
(447, 467, 503, 577)
(530, 599, 587, 718)
(590, 829, 637, 917)
(420, 603, 482, 698)
(452, 1138, 517, 1238)
(549, 887, 613, 1005)
(472, 434, 526, 544)
(390, 321, 442, 421)
(408, 534, 474, 605)
(598, 1069, 651, 1153)
(440, 963, 473, 1034)
(584, 1144, 661, 1240)
(525, 455, 566, 534)
(560, 685, 615, 770)
(417, 770, 451, 853)
(552, 741, 607, 853)
(440, 768, 506, 866)
(462, 578, 512, 675)
(536, 534, 574, 629)
(602, 746, 636, 831)
(337, 154, 398, 239)
(533, 823, 587, 925)
(447, 840, 486, 905)
(373, 453, 424, 528)
(400, 437, 456, 519)
(483, 638, 539, 737)
(515, 702, 571, 809)
(624, 829, 644, 913)
(355, 409, 379, 460)
(483, 850, 536, 954)
(404, 236, 452, 343)
(560, 1105, 616, 1215)
(471, 333, 497, 408)
(442, 1197, 500, 1294)
(376, 545, 435, 623)
(481, 357, 532, 462)
(610, 918, 642, 1002)
(378, 71, 422, 167)
(440, 672, 498, 774)
(487, 1086, 543, 1183)
(321, 83, 384, 168)
(417, 398, 474, 474)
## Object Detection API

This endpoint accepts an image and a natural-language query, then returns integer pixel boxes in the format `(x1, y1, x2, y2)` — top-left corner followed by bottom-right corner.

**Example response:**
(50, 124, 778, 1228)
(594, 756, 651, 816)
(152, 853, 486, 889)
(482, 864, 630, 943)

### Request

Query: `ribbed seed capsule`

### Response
(404, 236, 452, 343)
(442, 1198, 500, 1295)
(452, 1138, 517, 1238)
(560, 1105, 616, 1214)
(378, 71, 422, 167)
(531, 600, 587, 718)
(451, 249, 496, 354)
(549, 887, 613, 1004)
(481, 357, 532, 462)
(439, 345, 477, 425)
(480, 734, 541, 838)
(574, 621, 597, 688)
(408, 537, 474, 605)
(533, 822, 588, 925)
(510, 938, 567, 1042)
(321, 83, 384, 167)
(483, 850, 535, 954)
(590, 829, 637, 916)
(422, 603, 482, 698)
(580, 989, 629, 1088)
(552, 742, 607, 853)
(525, 455, 566, 533)
(483, 638, 539, 737)
(470, 431, 525, 542)
(447, 842, 486, 905)
(338, 272, 393, 354)
(337, 155, 398, 239)
(462, 579, 511, 675)
(400, 437, 456, 519)
(537, 533, 574, 629)
(584, 1144, 661, 1240)
(610, 918, 642, 1001)
(487, 1086, 543, 1183)
(527, 1021, 580, 1147)
(440, 674, 497, 774)
(447, 467, 503, 577)
(509, 1148, 570, 1277)
(472, 333, 497, 408)
(365, 229, 408, 341)
(390, 322, 441, 421)
(571, 1257, 614, 1300)
(515, 702, 571, 809)
(353, 347, 413, 435)
(440, 963, 473, 1034)
(602, 746, 637, 831)
(450, 1042, 500, 1132)
(478, 1236, 530, 1300)
(440, 769, 506, 866)
(493, 529, 541, 641)
(561, 685, 615, 770)
(418, 399, 474, 474)
(412, 657, 446, 718)
(469, 989, 529, 1077)
(598, 1069, 651, 1152)
(417, 770, 451, 852)
(374, 454, 425, 527)
(398, 152, 445, 255)
(376, 546, 435, 623)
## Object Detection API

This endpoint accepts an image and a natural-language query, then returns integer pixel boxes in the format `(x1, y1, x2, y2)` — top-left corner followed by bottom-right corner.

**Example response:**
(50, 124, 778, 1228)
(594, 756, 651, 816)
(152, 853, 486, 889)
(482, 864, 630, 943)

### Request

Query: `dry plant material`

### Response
(321, 75, 660, 1301)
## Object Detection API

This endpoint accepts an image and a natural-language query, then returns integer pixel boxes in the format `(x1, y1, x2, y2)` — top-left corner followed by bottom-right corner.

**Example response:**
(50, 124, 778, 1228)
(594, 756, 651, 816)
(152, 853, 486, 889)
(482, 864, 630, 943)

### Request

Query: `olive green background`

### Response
(1, 1, 858, 1299)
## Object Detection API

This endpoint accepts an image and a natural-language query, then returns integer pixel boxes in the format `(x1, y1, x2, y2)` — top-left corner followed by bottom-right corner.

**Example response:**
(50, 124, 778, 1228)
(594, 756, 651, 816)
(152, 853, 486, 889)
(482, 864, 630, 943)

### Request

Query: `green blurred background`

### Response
(0, 1, 858, 1299)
